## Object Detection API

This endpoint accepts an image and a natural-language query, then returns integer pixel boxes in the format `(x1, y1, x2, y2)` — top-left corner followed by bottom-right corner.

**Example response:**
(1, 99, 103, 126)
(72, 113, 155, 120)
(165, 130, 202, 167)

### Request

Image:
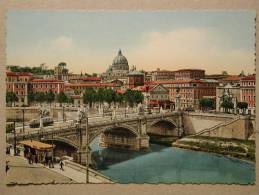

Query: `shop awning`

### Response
(19, 140, 54, 151)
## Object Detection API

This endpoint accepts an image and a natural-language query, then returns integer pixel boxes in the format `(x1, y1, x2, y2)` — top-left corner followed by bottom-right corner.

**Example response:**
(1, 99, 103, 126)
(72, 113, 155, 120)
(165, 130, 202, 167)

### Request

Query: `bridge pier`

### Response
(76, 148, 92, 166)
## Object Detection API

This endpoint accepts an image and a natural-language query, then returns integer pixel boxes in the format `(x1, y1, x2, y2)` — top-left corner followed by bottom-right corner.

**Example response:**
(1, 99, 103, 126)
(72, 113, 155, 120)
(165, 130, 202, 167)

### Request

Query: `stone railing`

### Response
(64, 160, 113, 183)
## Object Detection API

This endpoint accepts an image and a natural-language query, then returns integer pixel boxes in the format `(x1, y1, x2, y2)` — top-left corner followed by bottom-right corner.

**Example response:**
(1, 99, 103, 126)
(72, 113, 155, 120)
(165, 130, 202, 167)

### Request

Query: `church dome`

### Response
(112, 49, 129, 71)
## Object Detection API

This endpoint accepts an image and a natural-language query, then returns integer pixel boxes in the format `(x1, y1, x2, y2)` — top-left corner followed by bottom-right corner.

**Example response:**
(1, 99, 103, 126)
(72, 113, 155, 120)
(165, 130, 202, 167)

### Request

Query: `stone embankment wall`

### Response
(183, 112, 255, 140)
(6, 107, 72, 122)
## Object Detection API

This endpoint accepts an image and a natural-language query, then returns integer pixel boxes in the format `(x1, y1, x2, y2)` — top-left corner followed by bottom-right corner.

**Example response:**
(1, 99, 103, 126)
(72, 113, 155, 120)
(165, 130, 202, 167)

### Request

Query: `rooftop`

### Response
(241, 75, 256, 81)
(31, 79, 64, 83)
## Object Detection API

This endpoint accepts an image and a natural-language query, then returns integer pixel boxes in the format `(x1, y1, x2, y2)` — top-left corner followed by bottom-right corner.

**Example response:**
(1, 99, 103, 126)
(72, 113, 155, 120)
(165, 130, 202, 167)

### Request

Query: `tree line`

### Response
(8, 66, 54, 75)
(199, 97, 248, 114)
(83, 88, 144, 108)
(6, 88, 144, 107)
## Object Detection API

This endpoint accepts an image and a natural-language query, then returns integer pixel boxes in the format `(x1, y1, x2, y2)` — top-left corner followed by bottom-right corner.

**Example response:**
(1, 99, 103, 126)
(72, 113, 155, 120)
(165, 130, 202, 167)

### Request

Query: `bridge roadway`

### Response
(7, 110, 177, 144)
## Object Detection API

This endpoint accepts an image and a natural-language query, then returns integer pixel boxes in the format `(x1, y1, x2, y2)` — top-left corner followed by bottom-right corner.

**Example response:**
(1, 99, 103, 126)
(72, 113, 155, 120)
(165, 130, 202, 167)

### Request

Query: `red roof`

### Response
(223, 76, 242, 81)
(80, 77, 101, 81)
(241, 75, 256, 81)
(116, 89, 126, 94)
(175, 69, 205, 72)
(6, 71, 33, 76)
(144, 79, 201, 85)
(31, 79, 64, 83)
(65, 83, 115, 87)
(132, 85, 152, 92)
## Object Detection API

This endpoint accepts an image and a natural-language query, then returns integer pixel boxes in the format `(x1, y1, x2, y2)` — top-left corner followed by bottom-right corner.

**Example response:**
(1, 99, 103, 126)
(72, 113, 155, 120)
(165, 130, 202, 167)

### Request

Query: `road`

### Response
(6, 155, 75, 185)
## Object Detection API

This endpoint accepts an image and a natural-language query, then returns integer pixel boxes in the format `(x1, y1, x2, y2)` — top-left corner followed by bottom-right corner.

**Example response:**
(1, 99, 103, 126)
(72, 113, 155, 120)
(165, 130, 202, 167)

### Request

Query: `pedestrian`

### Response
(6, 161, 10, 174)
(60, 160, 64, 171)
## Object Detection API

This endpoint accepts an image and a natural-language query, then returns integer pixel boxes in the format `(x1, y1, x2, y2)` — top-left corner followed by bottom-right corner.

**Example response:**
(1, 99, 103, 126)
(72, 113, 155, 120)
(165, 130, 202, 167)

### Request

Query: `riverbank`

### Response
(172, 136, 255, 163)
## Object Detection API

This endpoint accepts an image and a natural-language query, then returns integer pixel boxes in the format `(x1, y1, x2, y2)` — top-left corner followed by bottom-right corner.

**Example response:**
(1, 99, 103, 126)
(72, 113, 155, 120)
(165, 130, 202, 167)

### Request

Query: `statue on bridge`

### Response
(39, 107, 50, 128)
(77, 107, 87, 123)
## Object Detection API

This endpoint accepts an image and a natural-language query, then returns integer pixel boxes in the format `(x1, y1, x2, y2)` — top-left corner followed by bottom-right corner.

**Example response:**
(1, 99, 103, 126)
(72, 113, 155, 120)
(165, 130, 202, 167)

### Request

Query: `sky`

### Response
(6, 11, 256, 75)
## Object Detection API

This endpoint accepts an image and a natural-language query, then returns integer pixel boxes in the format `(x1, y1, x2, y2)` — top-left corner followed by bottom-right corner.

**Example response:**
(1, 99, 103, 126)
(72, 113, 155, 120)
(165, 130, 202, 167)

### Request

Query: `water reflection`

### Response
(90, 136, 255, 184)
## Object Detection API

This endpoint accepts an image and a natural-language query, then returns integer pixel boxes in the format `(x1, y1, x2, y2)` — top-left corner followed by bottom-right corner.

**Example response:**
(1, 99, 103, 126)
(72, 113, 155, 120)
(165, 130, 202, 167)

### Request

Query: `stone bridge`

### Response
(7, 112, 184, 164)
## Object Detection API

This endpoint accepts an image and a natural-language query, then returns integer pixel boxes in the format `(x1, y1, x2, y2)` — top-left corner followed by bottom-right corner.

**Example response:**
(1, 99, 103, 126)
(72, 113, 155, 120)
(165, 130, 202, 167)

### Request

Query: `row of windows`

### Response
(241, 81, 255, 86)
(241, 89, 255, 93)
(6, 77, 29, 82)
(151, 94, 168, 99)
(242, 96, 256, 101)
(32, 84, 63, 89)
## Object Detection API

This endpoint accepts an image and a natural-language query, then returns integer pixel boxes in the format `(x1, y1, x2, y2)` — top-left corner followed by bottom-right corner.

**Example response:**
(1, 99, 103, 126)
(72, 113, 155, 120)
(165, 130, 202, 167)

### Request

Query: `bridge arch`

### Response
(90, 124, 139, 143)
(148, 118, 178, 136)
(150, 118, 177, 128)
(43, 136, 79, 149)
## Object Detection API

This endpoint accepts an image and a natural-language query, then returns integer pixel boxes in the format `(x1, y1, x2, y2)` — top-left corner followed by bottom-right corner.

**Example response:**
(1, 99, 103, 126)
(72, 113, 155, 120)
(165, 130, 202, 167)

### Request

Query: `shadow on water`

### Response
(90, 136, 166, 170)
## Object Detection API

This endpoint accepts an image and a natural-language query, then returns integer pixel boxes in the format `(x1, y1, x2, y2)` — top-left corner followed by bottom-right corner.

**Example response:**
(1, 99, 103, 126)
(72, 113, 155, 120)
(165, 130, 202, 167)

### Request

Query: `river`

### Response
(90, 137, 255, 184)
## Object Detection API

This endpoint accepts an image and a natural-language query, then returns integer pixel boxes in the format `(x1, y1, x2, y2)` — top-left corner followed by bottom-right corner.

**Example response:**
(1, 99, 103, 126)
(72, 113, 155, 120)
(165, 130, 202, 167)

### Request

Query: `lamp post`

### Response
(22, 108, 25, 133)
(13, 120, 17, 156)
(146, 94, 151, 114)
(85, 108, 90, 184)
(124, 100, 126, 117)
(62, 105, 65, 122)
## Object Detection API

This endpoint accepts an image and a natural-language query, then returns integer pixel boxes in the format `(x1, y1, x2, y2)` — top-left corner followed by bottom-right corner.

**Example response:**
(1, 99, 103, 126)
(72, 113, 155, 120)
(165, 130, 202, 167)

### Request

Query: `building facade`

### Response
(128, 70, 144, 89)
(6, 72, 33, 106)
(30, 79, 65, 94)
(145, 79, 218, 110)
(149, 68, 175, 81)
(240, 75, 256, 115)
(174, 69, 205, 80)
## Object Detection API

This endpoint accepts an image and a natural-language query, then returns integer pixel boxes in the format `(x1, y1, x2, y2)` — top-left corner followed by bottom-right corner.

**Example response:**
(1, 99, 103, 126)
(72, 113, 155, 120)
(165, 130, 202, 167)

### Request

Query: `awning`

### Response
(18, 140, 54, 151)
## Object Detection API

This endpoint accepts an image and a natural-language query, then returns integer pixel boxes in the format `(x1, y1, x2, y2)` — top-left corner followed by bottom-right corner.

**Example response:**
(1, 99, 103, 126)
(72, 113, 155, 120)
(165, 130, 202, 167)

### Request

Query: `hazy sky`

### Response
(7, 11, 255, 75)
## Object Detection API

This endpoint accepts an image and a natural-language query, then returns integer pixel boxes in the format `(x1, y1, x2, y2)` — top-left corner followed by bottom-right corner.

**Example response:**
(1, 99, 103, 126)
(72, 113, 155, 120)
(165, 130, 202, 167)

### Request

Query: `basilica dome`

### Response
(112, 49, 129, 71)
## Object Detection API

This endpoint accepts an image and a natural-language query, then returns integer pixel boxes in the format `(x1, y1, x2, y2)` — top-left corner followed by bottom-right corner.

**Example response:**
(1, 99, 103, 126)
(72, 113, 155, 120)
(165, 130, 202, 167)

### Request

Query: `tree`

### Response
(92, 73, 98, 77)
(221, 98, 234, 113)
(199, 98, 215, 111)
(6, 92, 18, 106)
(27, 91, 35, 105)
(222, 71, 228, 76)
(58, 62, 67, 67)
(46, 90, 55, 106)
(124, 89, 144, 107)
(56, 92, 68, 106)
(34, 92, 46, 105)
(83, 88, 96, 107)
(237, 102, 248, 114)
(239, 70, 245, 77)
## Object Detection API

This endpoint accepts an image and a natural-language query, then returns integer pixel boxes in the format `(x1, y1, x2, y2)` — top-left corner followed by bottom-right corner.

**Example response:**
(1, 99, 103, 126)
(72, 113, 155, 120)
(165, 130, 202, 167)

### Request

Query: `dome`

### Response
(112, 49, 129, 71)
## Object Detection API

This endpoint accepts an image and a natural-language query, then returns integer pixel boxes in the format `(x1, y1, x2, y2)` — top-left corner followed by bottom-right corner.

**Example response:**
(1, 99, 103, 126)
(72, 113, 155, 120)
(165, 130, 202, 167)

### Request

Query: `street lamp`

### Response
(22, 107, 25, 133)
(84, 107, 90, 184)
(62, 105, 65, 122)
(124, 100, 127, 117)
(146, 94, 151, 114)
(13, 120, 17, 156)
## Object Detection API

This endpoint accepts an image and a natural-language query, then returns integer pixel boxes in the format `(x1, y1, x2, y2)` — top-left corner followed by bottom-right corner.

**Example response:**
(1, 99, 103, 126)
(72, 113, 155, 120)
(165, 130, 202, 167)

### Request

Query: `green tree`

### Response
(6, 92, 18, 106)
(222, 71, 228, 76)
(239, 70, 246, 77)
(92, 73, 98, 77)
(27, 91, 35, 105)
(46, 90, 55, 106)
(56, 92, 68, 106)
(83, 88, 96, 107)
(221, 97, 234, 113)
(199, 98, 215, 111)
(58, 62, 67, 67)
(237, 102, 248, 114)
(34, 92, 46, 105)
(124, 89, 144, 107)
